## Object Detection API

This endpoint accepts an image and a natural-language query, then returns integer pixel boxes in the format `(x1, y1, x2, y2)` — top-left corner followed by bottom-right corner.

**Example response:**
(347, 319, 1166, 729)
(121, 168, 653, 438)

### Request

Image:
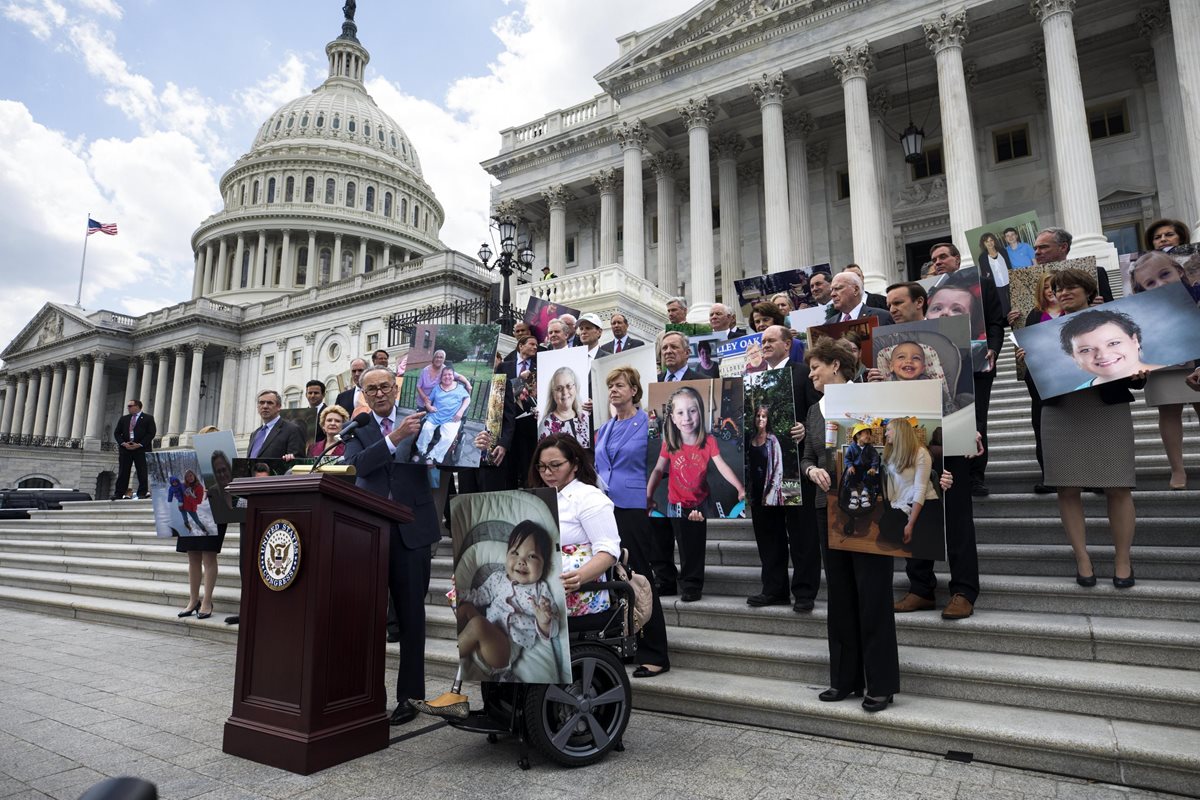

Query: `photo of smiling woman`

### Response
(1059, 310, 1161, 391)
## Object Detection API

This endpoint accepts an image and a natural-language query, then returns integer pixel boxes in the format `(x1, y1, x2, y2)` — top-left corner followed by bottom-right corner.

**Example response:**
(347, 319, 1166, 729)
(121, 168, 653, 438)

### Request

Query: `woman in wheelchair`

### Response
(416, 433, 622, 718)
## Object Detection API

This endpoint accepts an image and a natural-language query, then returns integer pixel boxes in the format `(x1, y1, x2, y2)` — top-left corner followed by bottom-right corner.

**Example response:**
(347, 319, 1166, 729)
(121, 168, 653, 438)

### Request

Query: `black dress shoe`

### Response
(746, 593, 789, 607)
(177, 607, 197, 618)
(224, 615, 239, 625)
(386, 630, 400, 643)
(632, 664, 670, 678)
(1113, 569, 1135, 589)
(390, 703, 418, 725)
(818, 687, 861, 702)
(1075, 573, 1097, 587)
(792, 599, 815, 613)
(1033, 483, 1056, 494)
(970, 482, 989, 497)
(196, 610, 212, 620)
(862, 694, 893, 713)
(680, 591, 702, 602)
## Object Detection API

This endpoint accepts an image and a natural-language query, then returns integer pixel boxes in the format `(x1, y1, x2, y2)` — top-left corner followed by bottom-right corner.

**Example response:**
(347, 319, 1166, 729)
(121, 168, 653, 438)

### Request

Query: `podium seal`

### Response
(259, 519, 301, 590)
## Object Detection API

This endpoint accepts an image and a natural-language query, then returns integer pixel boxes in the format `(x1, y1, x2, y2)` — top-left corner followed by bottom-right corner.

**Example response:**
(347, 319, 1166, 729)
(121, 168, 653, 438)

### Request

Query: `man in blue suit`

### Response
(341, 366, 435, 725)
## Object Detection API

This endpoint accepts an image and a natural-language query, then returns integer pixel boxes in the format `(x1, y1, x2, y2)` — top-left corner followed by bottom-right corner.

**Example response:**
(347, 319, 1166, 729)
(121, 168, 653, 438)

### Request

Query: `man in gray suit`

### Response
(341, 367, 437, 726)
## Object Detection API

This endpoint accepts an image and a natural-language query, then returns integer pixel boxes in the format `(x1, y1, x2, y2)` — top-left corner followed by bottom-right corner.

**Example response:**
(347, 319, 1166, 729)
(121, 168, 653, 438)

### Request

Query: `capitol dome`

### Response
(189, 12, 445, 304)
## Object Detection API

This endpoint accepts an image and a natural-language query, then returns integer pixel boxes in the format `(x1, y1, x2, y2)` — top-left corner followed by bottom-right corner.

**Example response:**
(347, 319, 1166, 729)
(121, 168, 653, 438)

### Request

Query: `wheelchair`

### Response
(442, 572, 638, 769)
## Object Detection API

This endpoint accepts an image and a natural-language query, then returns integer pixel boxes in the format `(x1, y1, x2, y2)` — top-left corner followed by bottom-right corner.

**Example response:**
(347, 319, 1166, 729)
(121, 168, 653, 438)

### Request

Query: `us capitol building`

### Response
(0, 9, 498, 494)
(1, 0, 1196, 495)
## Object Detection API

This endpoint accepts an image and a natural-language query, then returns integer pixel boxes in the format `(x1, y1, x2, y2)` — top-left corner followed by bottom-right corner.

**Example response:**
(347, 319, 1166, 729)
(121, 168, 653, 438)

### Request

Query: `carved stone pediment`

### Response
(1, 303, 96, 360)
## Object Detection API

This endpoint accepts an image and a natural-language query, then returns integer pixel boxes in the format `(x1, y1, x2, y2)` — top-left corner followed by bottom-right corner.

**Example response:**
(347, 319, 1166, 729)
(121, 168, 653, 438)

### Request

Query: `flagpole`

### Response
(76, 212, 90, 308)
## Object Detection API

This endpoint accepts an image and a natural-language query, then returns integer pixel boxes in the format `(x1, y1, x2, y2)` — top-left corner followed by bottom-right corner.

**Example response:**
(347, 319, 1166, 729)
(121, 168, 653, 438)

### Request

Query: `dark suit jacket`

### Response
(826, 305, 893, 325)
(597, 336, 646, 356)
(341, 418, 440, 549)
(248, 417, 306, 460)
(660, 367, 703, 382)
(114, 413, 156, 450)
(979, 274, 1006, 361)
(865, 292, 888, 310)
(334, 387, 358, 413)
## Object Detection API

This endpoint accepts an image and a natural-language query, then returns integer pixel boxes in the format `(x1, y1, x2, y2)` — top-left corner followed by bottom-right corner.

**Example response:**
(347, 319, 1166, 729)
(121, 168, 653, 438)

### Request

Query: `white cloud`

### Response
(72, 0, 120, 18)
(238, 53, 311, 120)
(2, 0, 67, 39)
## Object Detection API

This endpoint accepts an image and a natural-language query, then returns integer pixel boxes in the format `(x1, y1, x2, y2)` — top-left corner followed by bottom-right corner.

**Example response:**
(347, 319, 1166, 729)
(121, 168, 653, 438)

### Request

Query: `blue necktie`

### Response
(249, 425, 268, 458)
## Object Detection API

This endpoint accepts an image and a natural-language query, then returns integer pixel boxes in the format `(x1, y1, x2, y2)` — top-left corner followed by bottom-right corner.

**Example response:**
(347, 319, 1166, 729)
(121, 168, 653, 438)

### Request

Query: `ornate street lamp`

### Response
(879, 42, 930, 165)
(478, 214, 534, 335)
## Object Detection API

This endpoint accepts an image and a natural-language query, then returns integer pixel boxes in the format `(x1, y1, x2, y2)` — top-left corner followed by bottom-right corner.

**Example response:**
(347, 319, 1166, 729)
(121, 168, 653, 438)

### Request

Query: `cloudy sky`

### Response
(1, 0, 696, 362)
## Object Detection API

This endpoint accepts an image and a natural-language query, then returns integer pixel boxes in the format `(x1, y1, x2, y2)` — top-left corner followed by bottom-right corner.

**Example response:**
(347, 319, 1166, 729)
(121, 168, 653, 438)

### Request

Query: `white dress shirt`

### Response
(557, 479, 621, 559)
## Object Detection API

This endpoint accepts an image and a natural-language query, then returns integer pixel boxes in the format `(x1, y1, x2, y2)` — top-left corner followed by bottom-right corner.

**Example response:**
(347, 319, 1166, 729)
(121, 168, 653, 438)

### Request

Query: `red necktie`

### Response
(129, 414, 136, 438)
(615, 339, 623, 353)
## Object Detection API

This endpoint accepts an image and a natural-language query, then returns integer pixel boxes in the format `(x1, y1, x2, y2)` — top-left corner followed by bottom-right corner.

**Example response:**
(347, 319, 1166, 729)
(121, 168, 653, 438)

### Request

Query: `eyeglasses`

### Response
(362, 384, 395, 396)
(535, 460, 569, 473)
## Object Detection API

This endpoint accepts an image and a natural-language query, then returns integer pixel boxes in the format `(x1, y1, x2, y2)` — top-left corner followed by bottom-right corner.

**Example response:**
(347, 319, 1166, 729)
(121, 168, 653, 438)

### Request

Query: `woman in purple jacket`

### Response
(593, 365, 670, 677)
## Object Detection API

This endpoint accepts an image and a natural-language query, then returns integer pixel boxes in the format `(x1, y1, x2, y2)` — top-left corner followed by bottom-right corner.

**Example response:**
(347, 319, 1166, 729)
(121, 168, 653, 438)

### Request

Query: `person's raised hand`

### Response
(392, 411, 425, 442)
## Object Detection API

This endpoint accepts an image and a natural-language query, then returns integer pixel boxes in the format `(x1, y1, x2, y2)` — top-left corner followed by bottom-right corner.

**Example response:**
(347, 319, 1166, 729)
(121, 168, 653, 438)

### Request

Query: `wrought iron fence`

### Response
(0, 434, 82, 449)
(387, 298, 521, 348)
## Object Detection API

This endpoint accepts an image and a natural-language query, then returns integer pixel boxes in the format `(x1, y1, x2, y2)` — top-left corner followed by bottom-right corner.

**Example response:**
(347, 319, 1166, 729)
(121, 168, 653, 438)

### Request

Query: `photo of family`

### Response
(192, 430, 241, 525)
(398, 323, 501, 468)
(919, 266, 990, 372)
(536, 346, 591, 448)
(743, 369, 802, 506)
(524, 297, 581, 342)
(734, 264, 832, 320)
(1014, 281, 1200, 400)
(449, 488, 571, 684)
(871, 316, 976, 457)
(645, 378, 746, 520)
(147, 450, 219, 539)
(821, 382, 944, 561)
(965, 210, 1040, 272)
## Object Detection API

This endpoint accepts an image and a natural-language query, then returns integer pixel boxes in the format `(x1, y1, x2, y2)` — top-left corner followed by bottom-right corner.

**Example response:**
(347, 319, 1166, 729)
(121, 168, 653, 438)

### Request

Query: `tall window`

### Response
(384, 191, 393, 217)
(267, 177, 276, 203)
(252, 180, 260, 203)
(365, 254, 375, 272)
(910, 145, 944, 181)
(836, 171, 851, 201)
(412, 202, 420, 225)
(240, 185, 245, 205)
(346, 181, 356, 207)
(325, 178, 335, 204)
(304, 176, 314, 202)
(341, 250, 353, 279)
(240, 250, 250, 287)
(1088, 101, 1130, 140)
(332, 114, 341, 130)
(285, 176, 294, 202)
(297, 246, 308, 285)
(400, 198, 408, 221)
(365, 186, 375, 212)
(993, 126, 1031, 163)
(319, 248, 332, 284)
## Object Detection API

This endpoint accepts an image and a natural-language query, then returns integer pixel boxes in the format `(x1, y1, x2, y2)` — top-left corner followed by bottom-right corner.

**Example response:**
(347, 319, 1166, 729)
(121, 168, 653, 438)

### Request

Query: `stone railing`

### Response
(0, 434, 83, 449)
(513, 264, 673, 343)
(94, 311, 137, 329)
(499, 94, 618, 153)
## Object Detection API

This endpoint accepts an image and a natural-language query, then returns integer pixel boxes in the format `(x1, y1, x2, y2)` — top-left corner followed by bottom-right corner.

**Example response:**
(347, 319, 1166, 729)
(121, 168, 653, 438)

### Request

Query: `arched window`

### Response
(384, 192, 393, 217)
(285, 176, 294, 202)
(325, 178, 335, 204)
(252, 180, 260, 204)
(400, 197, 408, 222)
(348, 118, 356, 133)
(301, 113, 309, 127)
(304, 176, 314, 202)
(365, 186, 375, 212)
(266, 177, 275, 203)
(341, 250, 353, 279)
(365, 254, 375, 273)
(274, 117, 282, 131)
(319, 248, 332, 284)
(413, 202, 420, 225)
(332, 114, 340, 130)
(316, 113, 324, 128)
(345, 181, 356, 207)
(378, 128, 384, 143)
(17, 477, 52, 489)
(240, 250, 250, 287)
(364, 122, 371, 138)
(286, 115, 294, 129)
(297, 246, 308, 285)
(240, 185, 246, 205)
(391, 134, 397, 148)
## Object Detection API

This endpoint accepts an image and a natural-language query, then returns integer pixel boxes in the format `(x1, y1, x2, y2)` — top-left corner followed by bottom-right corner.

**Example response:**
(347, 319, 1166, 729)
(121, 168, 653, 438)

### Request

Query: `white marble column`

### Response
(70, 358, 91, 440)
(679, 96, 716, 312)
(785, 112, 816, 267)
(0, 376, 17, 435)
(926, 10, 984, 264)
(332, 234, 344, 281)
(1031, 0, 1117, 264)
(266, 240, 277, 286)
(831, 44, 889, 292)
(167, 347, 187, 436)
(751, 71, 793, 273)
(233, 234, 246, 288)
(650, 152, 681, 294)
(357, 237, 367, 275)
(201, 243, 214, 296)
(382, 244, 391, 270)
(616, 121, 648, 280)
(191, 251, 204, 299)
(306, 231, 318, 287)
(592, 169, 619, 266)
(84, 353, 108, 442)
(1167, 0, 1200, 237)
(56, 360, 78, 439)
(31, 367, 52, 438)
(869, 90, 897, 274)
(138, 355, 155, 410)
(713, 133, 744, 306)
(21, 370, 41, 436)
(215, 237, 228, 292)
(254, 230, 267, 288)
(153, 350, 170, 422)
(184, 343, 206, 434)
(217, 348, 240, 431)
(44, 363, 64, 440)
(280, 230, 293, 286)
(10, 375, 28, 436)
(1139, 4, 1194, 227)
(124, 360, 138, 403)
(542, 185, 571, 274)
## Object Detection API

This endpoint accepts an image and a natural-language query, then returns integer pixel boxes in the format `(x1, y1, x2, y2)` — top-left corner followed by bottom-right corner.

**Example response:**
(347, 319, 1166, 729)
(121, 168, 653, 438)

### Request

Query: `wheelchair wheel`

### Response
(522, 643, 630, 767)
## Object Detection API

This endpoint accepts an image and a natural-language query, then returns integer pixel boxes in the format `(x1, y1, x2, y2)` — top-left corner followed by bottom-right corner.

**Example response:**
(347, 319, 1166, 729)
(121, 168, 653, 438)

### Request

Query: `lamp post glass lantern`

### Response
(478, 215, 533, 335)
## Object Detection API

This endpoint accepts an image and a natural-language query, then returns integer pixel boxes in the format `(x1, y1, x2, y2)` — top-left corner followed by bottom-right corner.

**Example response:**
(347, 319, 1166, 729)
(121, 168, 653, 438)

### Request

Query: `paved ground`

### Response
(0, 608, 1183, 800)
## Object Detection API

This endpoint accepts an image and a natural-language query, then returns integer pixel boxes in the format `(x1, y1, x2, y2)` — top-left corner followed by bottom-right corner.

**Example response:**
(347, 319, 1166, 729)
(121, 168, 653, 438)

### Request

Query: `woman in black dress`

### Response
(176, 425, 227, 620)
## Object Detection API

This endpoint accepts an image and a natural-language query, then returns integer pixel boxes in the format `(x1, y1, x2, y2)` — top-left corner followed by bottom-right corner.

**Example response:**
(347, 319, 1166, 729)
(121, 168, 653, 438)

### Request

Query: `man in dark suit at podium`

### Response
(113, 399, 155, 499)
(341, 367, 437, 726)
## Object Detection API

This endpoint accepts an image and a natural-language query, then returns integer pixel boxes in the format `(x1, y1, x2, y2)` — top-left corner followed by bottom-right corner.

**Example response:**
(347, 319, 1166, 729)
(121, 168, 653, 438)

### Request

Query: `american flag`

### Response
(87, 218, 118, 236)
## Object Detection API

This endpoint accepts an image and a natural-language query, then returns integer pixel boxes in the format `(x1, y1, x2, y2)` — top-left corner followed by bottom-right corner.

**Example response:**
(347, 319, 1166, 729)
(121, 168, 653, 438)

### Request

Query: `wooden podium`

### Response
(222, 473, 412, 775)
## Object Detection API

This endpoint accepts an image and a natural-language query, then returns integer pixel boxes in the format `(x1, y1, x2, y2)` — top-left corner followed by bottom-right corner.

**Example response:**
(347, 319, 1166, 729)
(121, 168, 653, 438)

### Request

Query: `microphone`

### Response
(334, 412, 374, 444)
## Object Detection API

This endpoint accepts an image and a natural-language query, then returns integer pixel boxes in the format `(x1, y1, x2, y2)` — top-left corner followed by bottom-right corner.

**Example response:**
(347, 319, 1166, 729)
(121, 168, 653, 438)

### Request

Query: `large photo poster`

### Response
(808, 317, 878, 382)
(919, 266, 989, 372)
(965, 210, 1039, 271)
(645, 377, 746, 519)
(743, 369, 802, 506)
(192, 430, 241, 524)
(147, 451, 219, 539)
(398, 323, 500, 468)
(449, 488, 571, 684)
(589, 344, 657, 433)
(822, 382, 944, 561)
(1014, 282, 1200, 400)
(278, 407, 318, 454)
(524, 298, 581, 342)
(536, 345, 592, 448)
(734, 264, 832, 319)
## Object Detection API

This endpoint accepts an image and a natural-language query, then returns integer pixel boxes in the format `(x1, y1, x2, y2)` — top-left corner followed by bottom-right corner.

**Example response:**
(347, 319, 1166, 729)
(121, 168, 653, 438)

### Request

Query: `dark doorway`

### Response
(904, 236, 947, 281)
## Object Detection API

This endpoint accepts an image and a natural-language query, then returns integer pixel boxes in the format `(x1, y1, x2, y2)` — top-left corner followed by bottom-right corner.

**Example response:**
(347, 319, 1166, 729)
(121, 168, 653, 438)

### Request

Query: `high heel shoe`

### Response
(1113, 568, 1135, 589)
(177, 606, 198, 618)
(196, 607, 213, 620)
(1075, 573, 1096, 587)
(861, 694, 893, 713)
(819, 687, 862, 702)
